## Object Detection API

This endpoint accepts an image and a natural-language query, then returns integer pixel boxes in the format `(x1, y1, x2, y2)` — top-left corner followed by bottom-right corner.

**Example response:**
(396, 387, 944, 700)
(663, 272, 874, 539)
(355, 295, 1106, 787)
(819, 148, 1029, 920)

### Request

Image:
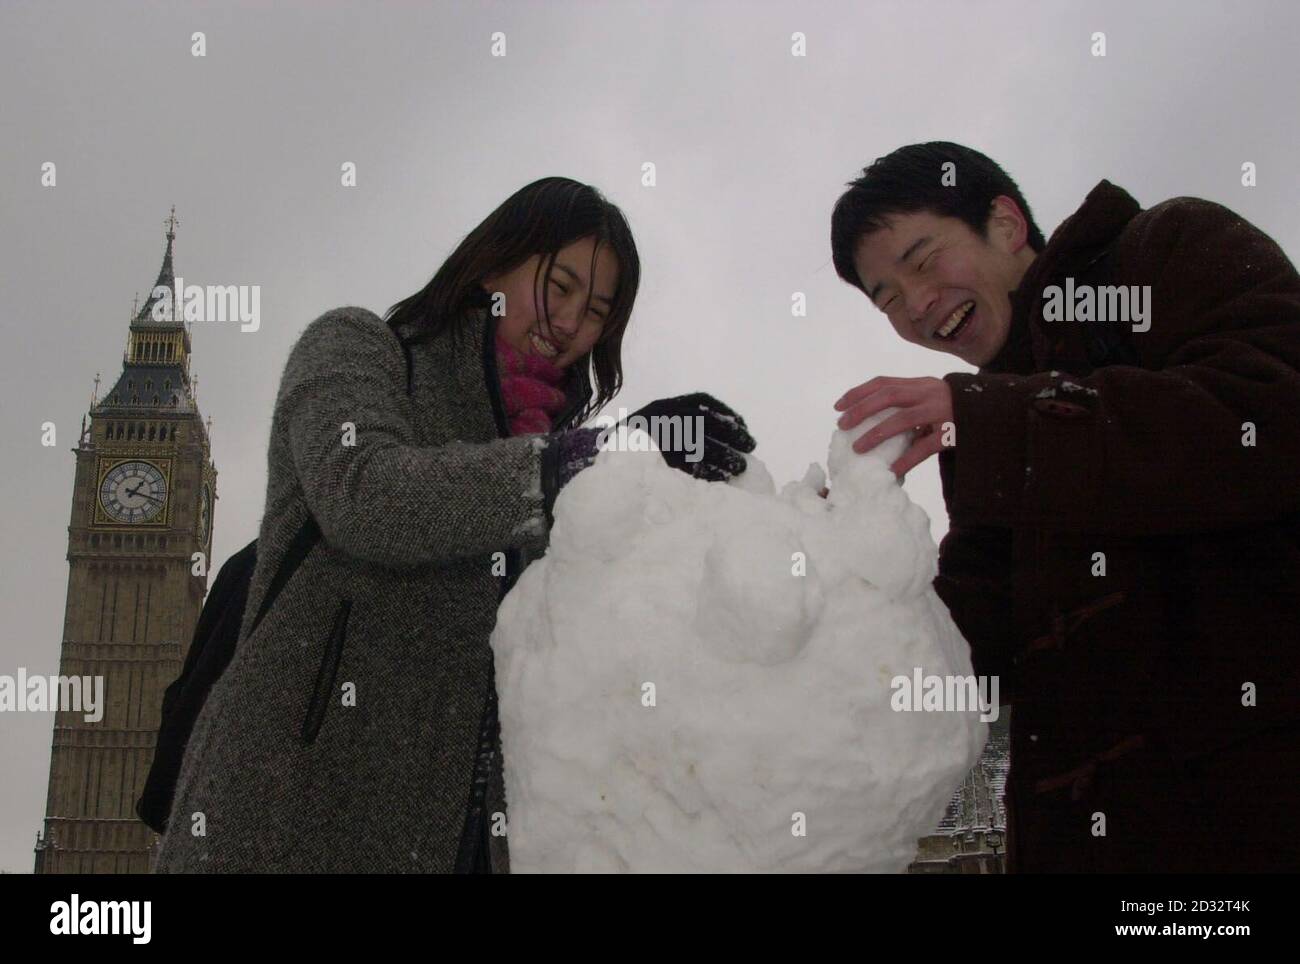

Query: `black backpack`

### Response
(136, 327, 417, 835)
(135, 516, 321, 833)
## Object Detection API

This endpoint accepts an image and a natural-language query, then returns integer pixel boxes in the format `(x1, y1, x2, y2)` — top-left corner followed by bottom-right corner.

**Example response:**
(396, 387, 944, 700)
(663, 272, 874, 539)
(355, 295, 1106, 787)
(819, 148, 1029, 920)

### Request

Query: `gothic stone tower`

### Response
(34, 211, 216, 873)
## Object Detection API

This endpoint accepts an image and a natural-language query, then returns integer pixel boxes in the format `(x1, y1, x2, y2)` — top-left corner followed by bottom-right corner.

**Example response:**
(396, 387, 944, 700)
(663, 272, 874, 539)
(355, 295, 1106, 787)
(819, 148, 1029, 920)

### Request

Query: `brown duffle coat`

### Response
(936, 180, 1300, 872)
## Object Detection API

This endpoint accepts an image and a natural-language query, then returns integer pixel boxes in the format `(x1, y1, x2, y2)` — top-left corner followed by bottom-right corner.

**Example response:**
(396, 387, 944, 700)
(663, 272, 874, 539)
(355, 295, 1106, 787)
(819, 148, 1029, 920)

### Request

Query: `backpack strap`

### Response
(247, 515, 321, 636)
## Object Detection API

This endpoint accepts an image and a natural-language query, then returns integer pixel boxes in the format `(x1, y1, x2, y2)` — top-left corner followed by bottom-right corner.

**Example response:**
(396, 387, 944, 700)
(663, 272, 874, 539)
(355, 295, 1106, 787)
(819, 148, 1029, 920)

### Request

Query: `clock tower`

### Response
(34, 210, 217, 873)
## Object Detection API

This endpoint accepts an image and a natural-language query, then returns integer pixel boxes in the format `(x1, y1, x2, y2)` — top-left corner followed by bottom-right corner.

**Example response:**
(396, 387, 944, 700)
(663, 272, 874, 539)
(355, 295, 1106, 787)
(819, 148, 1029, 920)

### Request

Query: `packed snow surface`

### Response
(491, 412, 986, 872)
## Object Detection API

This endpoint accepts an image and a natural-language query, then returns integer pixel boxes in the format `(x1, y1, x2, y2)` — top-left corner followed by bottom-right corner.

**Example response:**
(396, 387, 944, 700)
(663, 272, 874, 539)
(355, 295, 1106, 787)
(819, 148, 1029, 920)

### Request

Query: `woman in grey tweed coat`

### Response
(155, 178, 756, 873)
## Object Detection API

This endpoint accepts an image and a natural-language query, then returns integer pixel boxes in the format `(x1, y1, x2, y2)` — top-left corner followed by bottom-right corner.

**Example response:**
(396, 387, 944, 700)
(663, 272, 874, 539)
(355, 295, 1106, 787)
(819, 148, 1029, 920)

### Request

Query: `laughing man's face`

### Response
(851, 199, 1036, 368)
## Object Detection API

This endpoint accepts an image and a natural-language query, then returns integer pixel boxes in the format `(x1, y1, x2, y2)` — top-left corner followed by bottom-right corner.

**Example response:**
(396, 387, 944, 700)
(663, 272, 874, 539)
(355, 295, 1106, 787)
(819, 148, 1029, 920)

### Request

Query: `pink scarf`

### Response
(494, 330, 568, 435)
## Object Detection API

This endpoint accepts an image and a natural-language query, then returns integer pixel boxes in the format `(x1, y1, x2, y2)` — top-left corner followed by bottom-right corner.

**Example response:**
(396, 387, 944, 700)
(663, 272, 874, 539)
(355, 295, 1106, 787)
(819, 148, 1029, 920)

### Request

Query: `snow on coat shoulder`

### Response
(490, 410, 986, 872)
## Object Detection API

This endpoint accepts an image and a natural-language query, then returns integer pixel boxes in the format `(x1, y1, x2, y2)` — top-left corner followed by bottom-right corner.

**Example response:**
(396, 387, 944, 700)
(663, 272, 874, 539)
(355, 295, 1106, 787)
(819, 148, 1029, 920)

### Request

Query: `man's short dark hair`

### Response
(831, 142, 1046, 293)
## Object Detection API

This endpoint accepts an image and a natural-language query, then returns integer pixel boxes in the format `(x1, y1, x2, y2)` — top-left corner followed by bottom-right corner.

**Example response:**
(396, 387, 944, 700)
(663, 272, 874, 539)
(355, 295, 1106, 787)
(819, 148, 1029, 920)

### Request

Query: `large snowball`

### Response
(491, 412, 986, 872)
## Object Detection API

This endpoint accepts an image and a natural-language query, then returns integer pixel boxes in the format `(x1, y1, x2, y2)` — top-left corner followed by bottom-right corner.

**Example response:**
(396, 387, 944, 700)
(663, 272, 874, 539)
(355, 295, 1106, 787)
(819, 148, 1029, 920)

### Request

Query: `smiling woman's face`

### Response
(482, 236, 620, 370)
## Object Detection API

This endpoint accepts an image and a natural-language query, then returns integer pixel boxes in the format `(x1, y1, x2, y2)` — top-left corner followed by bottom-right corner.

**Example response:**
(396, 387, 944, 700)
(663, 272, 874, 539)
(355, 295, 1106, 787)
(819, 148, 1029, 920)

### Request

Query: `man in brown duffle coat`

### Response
(830, 142, 1300, 872)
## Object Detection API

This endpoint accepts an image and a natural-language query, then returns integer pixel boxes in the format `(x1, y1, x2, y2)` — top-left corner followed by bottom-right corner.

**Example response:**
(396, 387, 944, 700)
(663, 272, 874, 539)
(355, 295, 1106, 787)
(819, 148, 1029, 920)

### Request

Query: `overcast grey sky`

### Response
(2, 0, 1298, 872)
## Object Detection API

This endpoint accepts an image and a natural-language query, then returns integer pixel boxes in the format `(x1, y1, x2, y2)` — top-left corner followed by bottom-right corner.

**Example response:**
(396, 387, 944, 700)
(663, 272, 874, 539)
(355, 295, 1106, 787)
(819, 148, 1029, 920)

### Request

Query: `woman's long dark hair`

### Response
(384, 177, 640, 424)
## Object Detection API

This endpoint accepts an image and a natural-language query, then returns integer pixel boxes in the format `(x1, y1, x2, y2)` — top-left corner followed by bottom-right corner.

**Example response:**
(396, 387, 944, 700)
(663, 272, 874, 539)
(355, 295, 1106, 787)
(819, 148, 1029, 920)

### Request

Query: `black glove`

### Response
(539, 393, 756, 525)
(629, 392, 756, 482)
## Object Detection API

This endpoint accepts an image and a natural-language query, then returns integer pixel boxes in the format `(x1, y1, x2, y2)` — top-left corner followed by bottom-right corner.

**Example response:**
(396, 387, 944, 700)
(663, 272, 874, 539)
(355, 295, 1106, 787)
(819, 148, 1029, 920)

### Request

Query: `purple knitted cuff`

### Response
(541, 427, 603, 527)
(556, 427, 603, 486)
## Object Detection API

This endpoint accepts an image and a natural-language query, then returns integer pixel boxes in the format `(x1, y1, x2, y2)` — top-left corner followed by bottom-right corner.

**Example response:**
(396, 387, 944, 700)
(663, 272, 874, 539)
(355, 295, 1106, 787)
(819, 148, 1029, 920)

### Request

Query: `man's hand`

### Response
(834, 376, 954, 478)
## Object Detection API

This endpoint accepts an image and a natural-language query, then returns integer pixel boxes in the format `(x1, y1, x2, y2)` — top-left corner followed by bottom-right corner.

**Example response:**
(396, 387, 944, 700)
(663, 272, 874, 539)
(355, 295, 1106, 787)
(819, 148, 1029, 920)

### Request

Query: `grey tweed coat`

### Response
(155, 303, 581, 873)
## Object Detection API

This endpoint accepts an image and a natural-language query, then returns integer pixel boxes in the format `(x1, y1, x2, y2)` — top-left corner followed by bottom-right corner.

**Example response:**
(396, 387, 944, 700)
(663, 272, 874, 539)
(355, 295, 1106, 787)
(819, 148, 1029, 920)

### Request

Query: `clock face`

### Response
(197, 484, 212, 546)
(99, 460, 168, 524)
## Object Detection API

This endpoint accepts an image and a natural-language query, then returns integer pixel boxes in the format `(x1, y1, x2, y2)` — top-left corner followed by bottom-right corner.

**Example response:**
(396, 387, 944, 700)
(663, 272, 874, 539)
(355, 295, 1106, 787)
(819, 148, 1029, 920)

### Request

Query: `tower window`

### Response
(170, 394, 178, 406)
(164, 380, 171, 391)
(152, 395, 159, 405)
(127, 380, 134, 390)
(145, 379, 153, 391)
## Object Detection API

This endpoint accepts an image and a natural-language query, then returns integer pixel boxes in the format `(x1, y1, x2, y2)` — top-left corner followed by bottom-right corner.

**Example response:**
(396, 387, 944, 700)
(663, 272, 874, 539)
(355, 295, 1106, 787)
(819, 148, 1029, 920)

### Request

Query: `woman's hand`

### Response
(629, 392, 756, 482)
(539, 392, 756, 525)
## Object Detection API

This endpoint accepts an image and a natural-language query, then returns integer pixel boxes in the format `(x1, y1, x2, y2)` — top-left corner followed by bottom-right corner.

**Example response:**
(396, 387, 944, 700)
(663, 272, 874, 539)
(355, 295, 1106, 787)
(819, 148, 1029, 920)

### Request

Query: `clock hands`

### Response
(106, 467, 166, 521)
(123, 481, 164, 505)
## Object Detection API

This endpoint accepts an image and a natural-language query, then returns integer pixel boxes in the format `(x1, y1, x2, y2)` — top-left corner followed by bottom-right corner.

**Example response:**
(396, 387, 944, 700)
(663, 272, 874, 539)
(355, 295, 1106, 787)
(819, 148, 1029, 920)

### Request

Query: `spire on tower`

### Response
(134, 208, 178, 325)
(102, 211, 197, 416)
